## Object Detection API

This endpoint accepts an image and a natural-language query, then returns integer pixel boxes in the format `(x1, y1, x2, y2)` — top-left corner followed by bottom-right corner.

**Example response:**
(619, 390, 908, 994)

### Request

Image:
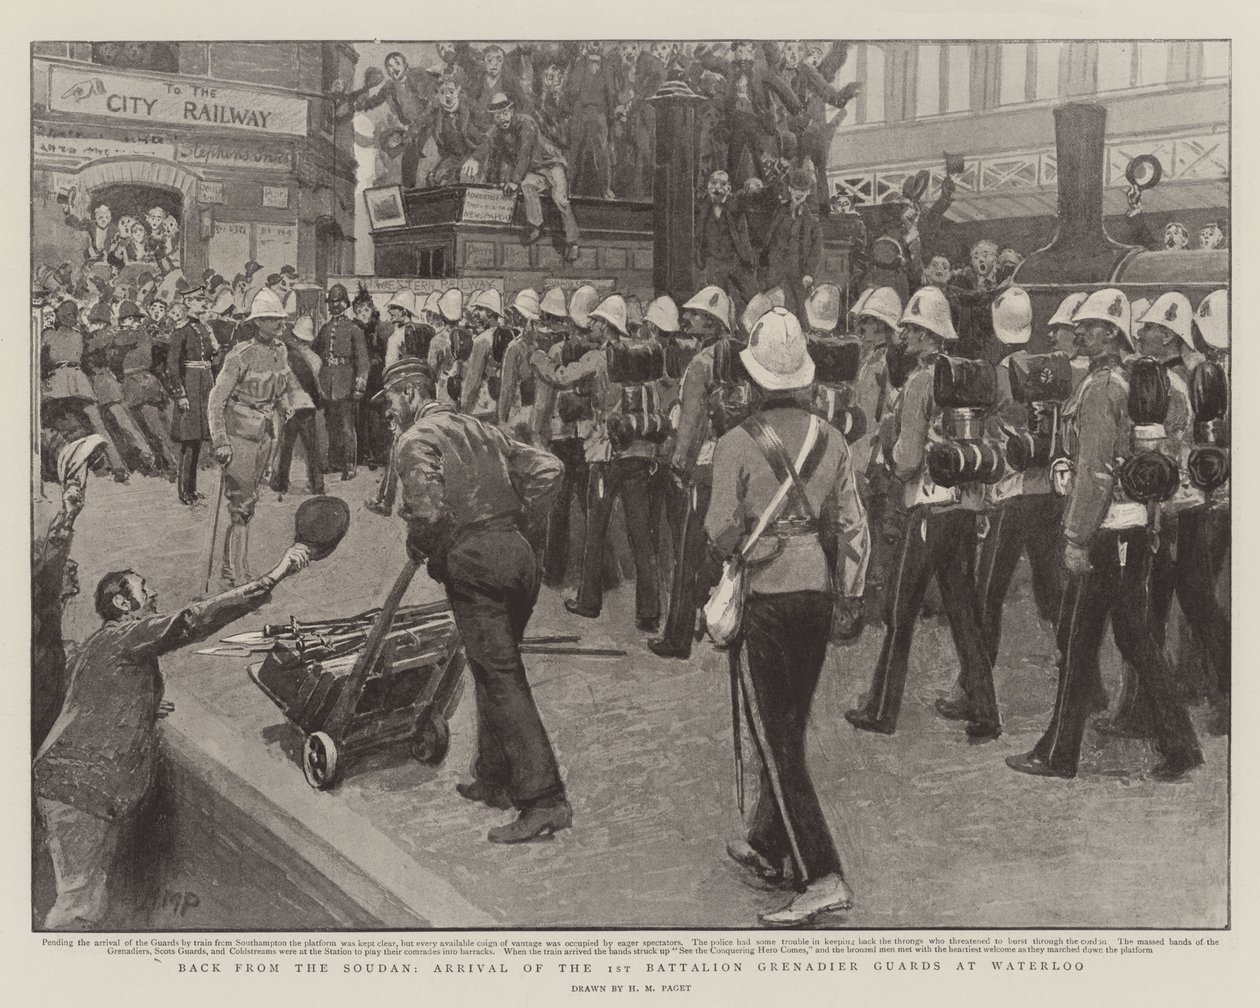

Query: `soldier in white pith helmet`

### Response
(1008, 288, 1201, 782)
(846, 285, 1000, 743)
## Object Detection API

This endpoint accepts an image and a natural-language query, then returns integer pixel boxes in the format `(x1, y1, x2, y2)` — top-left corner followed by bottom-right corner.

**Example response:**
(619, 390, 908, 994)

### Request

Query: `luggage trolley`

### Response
(246, 560, 466, 789)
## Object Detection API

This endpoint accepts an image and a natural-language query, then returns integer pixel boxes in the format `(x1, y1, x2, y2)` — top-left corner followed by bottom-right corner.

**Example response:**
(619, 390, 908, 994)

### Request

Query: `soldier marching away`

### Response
(531, 284, 598, 586)
(1006, 289, 1203, 781)
(650, 285, 737, 660)
(707, 306, 868, 927)
(380, 359, 571, 843)
(313, 284, 370, 481)
(207, 288, 295, 587)
(844, 285, 1001, 742)
(497, 288, 543, 440)
(973, 287, 1069, 665)
(548, 293, 664, 632)
(461, 288, 508, 419)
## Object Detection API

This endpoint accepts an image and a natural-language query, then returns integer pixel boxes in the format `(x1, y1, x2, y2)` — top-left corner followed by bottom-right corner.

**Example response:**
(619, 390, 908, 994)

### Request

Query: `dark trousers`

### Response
(742, 591, 842, 886)
(857, 507, 999, 728)
(543, 438, 590, 583)
(1031, 527, 1201, 776)
(1114, 507, 1231, 730)
(325, 398, 357, 475)
(658, 476, 715, 654)
(176, 440, 201, 499)
(271, 409, 325, 495)
(376, 437, 399, 508)
(445, 527, 565, 808)
(358, 398, 390, 467)
(976, 494, 1065, 665)
(576, 457, 661, 621)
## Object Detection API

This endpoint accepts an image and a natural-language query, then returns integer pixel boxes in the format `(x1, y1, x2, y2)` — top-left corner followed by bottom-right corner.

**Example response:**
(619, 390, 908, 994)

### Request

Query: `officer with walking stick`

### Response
(207, 288, 294, 587)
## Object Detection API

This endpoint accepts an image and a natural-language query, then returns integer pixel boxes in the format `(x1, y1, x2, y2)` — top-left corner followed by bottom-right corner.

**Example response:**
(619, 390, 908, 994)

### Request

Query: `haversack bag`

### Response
(704, 415, 822, 649)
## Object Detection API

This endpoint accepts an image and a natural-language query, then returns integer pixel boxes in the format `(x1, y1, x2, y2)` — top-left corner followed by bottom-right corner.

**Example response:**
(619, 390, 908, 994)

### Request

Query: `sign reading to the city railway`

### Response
(47, 62, 308, 137)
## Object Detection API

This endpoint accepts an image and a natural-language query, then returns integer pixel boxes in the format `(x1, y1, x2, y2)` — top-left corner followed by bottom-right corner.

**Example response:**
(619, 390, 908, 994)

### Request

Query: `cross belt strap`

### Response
(744, 413, 830, 524)
(733, 415, 821, 561)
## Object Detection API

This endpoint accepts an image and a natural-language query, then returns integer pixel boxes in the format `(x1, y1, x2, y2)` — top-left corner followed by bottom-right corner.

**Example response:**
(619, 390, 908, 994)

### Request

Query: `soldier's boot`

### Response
(82, 405, 129, 482)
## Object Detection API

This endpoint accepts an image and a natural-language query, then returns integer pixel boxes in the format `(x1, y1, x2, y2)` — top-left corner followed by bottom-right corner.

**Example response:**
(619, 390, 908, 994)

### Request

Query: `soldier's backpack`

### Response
(1188, 359, 1229, 492)
(1118, 357, 1179, 503)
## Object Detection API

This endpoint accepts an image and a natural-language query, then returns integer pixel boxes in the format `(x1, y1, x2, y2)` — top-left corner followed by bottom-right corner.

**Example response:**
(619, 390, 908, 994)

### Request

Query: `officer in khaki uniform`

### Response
(844, 286, 1001, 741)
(706, 307, 868, 928)
(208, 288, 295, 586)
(313, 284, 369, 480)
(1007, 289, 1202, 781)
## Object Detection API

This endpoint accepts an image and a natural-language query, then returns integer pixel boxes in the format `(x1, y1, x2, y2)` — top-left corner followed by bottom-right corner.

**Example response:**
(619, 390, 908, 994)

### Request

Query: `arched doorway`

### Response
(90, 183, 184, 273)
(55, 156, 203, 280)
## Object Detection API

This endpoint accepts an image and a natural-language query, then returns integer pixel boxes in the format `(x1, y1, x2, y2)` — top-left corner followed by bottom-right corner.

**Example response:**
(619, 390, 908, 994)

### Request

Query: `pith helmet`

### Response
(247, 286, 288, 320)
(385, 288, 416, 317)
(540, 286, 568, 318)
(1194, 289, 1228, 350)
(438, 288, 464, 323)
(1137, 292, 1194, 349)
(644, 295, 679, 333)
(1073, 288, 1133, 349)
(512, 288, 542, 321)
(804, 283, 842, 332)
(857, 287, 903, 331)
(568, 285, 600, 328)
(992, 286, 1032, 345)
(589, 293, 628, 336)
(469, 288, 504, 318)
(741, 291, 776, 335)
(1048, 292, 1088, 329)
(900, 285, 957, 342)
(740, 308, 814, 391)
(683, 285, 732, 330)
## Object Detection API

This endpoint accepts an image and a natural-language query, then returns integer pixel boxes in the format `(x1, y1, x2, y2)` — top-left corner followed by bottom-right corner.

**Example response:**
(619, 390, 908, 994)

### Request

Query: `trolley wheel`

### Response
(410, 713, 450, 765)
(303, 731, 341, 789)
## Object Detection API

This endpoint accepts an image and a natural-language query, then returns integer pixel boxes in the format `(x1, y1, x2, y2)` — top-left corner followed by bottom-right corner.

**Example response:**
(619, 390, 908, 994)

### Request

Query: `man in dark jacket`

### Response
(698, 41, 801, 185)
(384, 359, 569, 844)
(34, 543, 312, 928)
(421, 77, 486, 186)
(695, 170, 757, 312)
(761, 168, 823, 318)
(463, 95, 580, 260)
(563, 42, 620, 197)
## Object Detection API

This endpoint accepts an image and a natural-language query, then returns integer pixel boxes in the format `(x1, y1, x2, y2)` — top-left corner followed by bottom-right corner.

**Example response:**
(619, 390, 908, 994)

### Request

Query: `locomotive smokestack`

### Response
(1016, 101, 1139, 287)
(1054, 102, 1107, 243)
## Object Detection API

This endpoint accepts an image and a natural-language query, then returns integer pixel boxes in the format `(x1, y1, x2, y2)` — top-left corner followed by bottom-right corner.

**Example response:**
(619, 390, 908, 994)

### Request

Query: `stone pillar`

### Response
(648, 81, 706, 301)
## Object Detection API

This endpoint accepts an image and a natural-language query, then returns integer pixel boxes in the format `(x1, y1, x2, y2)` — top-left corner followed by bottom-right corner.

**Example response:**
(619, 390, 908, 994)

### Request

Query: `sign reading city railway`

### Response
(47, 62, 308, 137)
